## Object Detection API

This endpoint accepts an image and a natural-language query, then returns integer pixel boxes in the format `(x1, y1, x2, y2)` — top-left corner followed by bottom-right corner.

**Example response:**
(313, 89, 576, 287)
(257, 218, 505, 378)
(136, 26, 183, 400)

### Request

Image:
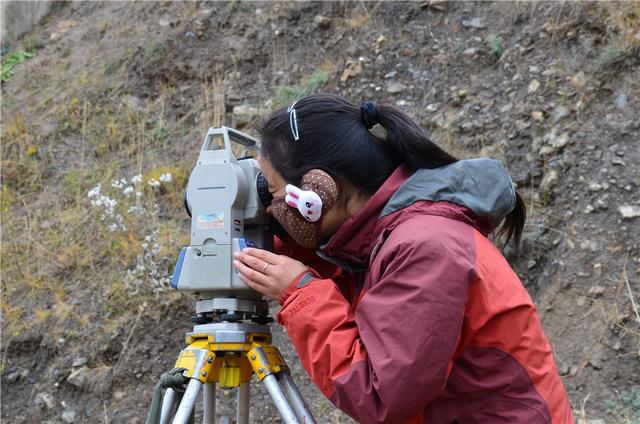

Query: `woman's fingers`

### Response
(234, 250, 268, 273)
(233, 260, 269, 287)
(239, 247, 283, 265)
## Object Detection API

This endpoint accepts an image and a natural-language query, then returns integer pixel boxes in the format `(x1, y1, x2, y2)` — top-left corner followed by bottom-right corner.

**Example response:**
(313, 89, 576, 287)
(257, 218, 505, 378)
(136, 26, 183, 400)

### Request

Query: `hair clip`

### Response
(287, 102, 300, 141)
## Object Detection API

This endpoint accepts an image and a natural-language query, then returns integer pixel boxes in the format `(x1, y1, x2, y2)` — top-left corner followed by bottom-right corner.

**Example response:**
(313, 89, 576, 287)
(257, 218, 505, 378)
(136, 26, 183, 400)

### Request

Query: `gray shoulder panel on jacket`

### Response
(380, 158, 516, 229)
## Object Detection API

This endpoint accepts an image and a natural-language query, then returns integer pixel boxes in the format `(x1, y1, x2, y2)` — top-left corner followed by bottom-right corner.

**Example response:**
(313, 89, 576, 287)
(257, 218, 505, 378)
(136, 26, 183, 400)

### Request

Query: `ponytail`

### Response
(375, 103, 458, 170)
(371, 102, 525, 250)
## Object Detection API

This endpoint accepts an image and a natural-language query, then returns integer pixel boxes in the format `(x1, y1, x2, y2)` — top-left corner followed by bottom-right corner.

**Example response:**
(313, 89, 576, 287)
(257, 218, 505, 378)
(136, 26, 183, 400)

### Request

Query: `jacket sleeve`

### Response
(274, 235, 340, 279)
(277, 221, 477, 423)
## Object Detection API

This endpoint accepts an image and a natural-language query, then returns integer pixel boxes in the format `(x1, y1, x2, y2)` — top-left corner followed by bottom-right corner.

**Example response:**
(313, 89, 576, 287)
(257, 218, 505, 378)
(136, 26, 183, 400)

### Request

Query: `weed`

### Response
(1, 50, 34, 82)
(22, 35, 44, 51)
(275, 70, 329, 107)
(607, 387, 640, 423)
(145, 39, 167, 61)
(593, 45, 640, 72)
(60, 46, 71, 58)
(486, 34, 504, 60)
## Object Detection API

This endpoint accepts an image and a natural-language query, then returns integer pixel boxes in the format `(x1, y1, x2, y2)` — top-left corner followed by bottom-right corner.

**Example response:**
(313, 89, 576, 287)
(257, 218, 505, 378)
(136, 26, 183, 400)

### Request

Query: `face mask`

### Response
(270, 169, 338, 249)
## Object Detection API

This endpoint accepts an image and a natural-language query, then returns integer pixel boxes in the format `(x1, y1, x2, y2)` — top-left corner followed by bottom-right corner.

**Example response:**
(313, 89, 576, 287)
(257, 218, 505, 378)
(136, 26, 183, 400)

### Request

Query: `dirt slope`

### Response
(1, 2, 639, 423)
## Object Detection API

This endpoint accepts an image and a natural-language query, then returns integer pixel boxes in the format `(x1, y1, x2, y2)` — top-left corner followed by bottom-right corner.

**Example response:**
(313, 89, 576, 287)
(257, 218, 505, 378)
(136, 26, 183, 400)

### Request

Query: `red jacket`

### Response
(276, 159, 573, 424)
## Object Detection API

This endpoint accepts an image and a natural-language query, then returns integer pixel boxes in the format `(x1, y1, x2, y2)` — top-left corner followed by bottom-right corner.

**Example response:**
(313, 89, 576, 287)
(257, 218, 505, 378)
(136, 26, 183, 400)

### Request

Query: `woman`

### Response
(233, 94, 573, 424)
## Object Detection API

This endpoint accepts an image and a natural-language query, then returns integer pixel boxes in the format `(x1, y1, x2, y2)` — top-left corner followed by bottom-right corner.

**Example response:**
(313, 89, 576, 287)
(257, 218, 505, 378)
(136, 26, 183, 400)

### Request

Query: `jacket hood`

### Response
(381, 158, 516, 228)
(319, 158, 516, 268)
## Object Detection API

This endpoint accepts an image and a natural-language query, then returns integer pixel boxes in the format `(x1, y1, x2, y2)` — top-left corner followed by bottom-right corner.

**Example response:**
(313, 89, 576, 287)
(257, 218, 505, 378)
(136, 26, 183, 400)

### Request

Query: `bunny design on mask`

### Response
(285, 185, 323, 222)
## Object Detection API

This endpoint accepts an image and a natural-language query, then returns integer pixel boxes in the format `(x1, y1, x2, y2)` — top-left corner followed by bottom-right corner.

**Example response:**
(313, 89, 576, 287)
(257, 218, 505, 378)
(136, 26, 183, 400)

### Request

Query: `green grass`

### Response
(593, 45, 640, 72)
(1, 50, 34, 82)
(606, 387, 640, 423)
(275, 70, 329, 108)
(486, 34, 504, 60)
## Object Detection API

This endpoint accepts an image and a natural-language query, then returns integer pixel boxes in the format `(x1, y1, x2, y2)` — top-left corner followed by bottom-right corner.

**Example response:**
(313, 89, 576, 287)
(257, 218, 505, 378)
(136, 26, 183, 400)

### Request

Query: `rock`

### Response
(5, 367, 29, 383)
(584, 204, 595, 214)
(340, 59, 362, 82)
(618, 205, 640, 219)
(500, 103, 513, 113)
(527, 79, 540, 95)
(232, 104, 260, 129)
(531, 111, 544, 122)
(593, 263, 602, 278)
(611, 157, 625, 166)
(588, 286, 606, 297)
(421, 0, 448, 11)
(459, 122, 474, 132)
(463, 47, 478, 56)
(313, 15, 331, 29)
(384, 70, 397, 79)
(403, 48, 418, 58)
(67, 367, 91, 389)
(462, 17, 486, 29)
(62, 409, 77, 423)
(67, 365, 112, 393)
(588, 345, 607, 370)
(552, 106, 570, 122)
(558, 364, 571, 375)
(34, 392, 55, 410)
(539, 170, 558, 193)
(72, 357, 88, 367)
(570, 71, 587, 90)
(426, 103, 438, 112)
(385, 82, 407, 94)
(550, 132, 570, 149)
(614, 93, 627, 110)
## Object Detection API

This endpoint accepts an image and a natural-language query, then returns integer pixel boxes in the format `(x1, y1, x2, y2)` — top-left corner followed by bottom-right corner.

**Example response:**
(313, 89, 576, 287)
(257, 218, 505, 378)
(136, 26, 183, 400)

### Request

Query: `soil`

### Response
(1, 2, 639, 423)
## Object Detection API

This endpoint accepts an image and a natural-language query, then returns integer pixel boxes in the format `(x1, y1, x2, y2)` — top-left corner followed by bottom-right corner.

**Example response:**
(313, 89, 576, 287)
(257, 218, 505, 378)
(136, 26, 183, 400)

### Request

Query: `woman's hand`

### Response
(233, 248, 308, 301)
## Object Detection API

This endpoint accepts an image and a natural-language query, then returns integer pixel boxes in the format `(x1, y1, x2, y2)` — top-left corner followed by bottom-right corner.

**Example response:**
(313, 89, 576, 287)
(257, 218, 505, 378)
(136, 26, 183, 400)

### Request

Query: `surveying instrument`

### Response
(147, 127, 316, 424)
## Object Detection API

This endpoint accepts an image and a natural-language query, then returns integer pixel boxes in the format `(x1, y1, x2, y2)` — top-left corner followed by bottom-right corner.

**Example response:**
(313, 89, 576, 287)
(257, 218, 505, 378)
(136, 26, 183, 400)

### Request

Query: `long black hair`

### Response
(257, 93, 526, 248)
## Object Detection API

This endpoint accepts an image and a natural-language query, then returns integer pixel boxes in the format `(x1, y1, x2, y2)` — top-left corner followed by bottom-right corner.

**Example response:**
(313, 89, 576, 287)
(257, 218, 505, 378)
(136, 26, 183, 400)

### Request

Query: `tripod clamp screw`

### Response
(202, 371, 208, 377)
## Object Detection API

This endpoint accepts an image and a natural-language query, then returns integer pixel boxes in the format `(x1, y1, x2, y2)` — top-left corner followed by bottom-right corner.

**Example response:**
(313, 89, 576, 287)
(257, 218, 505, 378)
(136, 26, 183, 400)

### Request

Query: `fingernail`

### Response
(242, 248, 249, 253)
(233, 252, 240, 259)
(233, 260, 239, 267)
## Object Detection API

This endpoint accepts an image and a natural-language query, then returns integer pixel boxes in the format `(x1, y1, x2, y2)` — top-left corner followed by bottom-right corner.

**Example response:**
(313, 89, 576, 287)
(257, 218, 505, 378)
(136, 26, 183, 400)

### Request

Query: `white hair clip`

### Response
(287, 102, 300, 141)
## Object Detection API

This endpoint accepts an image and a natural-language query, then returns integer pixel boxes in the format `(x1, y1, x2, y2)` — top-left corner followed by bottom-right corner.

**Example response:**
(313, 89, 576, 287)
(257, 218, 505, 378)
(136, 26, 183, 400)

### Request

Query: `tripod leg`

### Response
(263, 374, 300, 424)
(172, 379, 202, 424)
(203, 382, 216, 424)
(236, 381, 250, 424)
(160, 388, 177, 424)
(279, 373, 316, 424)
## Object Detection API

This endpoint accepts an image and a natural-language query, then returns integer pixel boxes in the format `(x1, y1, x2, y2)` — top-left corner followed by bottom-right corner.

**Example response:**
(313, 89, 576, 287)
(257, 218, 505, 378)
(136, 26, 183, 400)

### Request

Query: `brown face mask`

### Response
(270, 169, 338, 249)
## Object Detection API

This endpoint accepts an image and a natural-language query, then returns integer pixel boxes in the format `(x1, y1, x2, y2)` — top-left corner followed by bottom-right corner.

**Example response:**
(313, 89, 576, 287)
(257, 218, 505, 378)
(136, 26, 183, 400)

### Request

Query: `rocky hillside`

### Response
(1, 2, 639, 423)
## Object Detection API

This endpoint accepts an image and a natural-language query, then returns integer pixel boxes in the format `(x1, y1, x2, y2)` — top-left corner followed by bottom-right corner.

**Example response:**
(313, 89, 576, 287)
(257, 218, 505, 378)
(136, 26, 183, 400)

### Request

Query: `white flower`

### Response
(122, 186, 134, 196)
(131, 174, 143, 184)
(87, 184, 101, 198)
(159, 172, 173, 183)
(108, 223, 119, 232)
(111, 180, 124, 189)
(148, 179, 161, 188)
(135, 191, 142, 197)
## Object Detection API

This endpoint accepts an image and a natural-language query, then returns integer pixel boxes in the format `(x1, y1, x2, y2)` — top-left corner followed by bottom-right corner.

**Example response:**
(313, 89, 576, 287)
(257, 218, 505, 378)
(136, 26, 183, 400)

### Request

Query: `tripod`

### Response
(152, 297, 316, 424)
